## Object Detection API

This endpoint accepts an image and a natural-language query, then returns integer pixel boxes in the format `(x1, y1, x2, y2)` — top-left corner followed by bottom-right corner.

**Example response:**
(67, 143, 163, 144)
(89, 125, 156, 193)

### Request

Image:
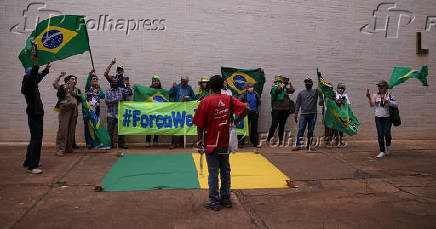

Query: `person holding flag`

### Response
(168, 76, 195, 149)
(366, 80, 399, 158)
(105, 77, 132, 149)
(104, 58, 127, 89)
(21, 50, 51, 174)
(83, 69, 105, 149)
(317, 69, 360, 149)
(293, 77, 323, 151)
(267, 75, 295, 147)
(332, 83, 351, 147)
(146, 75, 163, 147)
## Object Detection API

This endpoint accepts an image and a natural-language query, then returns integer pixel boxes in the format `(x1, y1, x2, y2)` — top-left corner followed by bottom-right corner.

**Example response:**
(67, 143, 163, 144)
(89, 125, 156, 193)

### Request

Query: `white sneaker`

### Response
(27, 168, 43, 174)
(385, 146, 391, 156)
(376, 152, 386, 158)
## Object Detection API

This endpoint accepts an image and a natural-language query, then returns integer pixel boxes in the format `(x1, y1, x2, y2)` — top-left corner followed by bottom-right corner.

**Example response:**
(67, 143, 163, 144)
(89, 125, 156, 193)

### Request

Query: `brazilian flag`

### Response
(317, 71, 336, 100)
(133, 84, 170, 102)
(221, 67, 265, 96)
(389, 66, 428, 89)
(78, 94, 111, 149)
(19, 15, 90, 68)
(318, 73, 359, 136)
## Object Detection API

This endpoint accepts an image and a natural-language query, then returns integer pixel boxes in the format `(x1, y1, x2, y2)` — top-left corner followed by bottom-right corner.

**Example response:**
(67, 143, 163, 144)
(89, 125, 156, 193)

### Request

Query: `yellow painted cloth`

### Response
(192, 152, 290, 189)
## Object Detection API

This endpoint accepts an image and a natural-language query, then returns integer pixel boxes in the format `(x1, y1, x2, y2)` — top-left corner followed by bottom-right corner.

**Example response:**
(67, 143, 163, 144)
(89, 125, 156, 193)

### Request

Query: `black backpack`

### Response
(389, 94, 401, 126)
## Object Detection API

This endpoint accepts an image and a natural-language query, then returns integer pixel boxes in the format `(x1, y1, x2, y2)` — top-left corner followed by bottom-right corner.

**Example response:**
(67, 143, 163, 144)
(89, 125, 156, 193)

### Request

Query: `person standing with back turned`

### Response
(193, 75, 249, 211)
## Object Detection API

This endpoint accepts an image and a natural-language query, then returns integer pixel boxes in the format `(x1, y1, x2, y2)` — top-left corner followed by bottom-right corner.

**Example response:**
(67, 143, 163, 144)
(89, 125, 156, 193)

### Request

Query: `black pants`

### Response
(375, 117, 392, 152)
(171, 135, 183, 146)
(267, 110, 289, 144)
(238, 112, 259, 146)
(24, 115, 43, 169)
(146, 135, 159, 143)
(107, 117, 125, 148)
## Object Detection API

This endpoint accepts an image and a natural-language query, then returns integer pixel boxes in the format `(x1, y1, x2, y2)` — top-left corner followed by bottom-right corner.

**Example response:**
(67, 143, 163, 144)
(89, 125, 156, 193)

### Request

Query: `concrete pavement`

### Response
(1, 140, 435, 229)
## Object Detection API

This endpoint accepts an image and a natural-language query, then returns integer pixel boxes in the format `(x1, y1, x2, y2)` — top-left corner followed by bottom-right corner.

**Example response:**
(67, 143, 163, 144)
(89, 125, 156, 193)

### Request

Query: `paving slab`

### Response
(13, 187, 255, 229)
(0, 149, 81, 186)
(0, 185, 50, 229)
(261, 151, 356, 181)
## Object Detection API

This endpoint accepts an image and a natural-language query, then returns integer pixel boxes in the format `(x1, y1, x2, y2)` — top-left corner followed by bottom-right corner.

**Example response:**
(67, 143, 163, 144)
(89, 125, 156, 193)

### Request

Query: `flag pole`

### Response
(83, 16, 95, 71)
(89, 48, 95, 71)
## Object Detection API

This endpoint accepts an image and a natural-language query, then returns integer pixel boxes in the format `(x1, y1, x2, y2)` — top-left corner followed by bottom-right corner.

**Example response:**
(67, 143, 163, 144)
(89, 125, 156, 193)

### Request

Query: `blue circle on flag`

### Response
(41, 30, 63, 49)
(152, 96, 167, 102)
(233, 75, 247, 90)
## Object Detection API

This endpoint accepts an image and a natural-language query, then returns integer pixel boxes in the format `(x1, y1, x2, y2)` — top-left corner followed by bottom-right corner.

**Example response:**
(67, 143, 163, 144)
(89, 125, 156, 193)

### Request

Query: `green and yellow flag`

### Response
(221, 67, 265, 96)
(318, 73, 359, 136)
(78, 94, 111, 149)
(133, 84, 170, 102)
(388, 66, 428, 89)
(19, 15, 90, 68)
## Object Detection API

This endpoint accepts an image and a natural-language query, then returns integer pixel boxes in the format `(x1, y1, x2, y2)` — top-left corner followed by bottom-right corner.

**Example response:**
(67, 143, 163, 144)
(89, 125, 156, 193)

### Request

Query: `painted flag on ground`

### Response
(389, 66, 428, 89)
(318, 73, 359, 136)
(99, 153, 290, 191)
(221, 67, 266, 96)
(19, 15, 90, 68)
(78, 94, 111, 149)
(133, 84, 170, 102)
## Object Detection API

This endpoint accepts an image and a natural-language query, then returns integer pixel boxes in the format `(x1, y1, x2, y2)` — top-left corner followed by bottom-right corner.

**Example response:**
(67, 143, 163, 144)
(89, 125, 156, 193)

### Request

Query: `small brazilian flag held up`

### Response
(19, 15, 90, 68)
(221, 67, 266, 96)
(388, 66, 428, 89)
(133, 84, 170, 102)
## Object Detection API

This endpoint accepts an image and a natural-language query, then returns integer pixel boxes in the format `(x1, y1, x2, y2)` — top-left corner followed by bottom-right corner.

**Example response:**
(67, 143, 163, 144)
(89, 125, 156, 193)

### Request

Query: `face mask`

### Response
(305, 84, 312, 89)
(247, 88, 254, 93)
(111, 83, 118, 89)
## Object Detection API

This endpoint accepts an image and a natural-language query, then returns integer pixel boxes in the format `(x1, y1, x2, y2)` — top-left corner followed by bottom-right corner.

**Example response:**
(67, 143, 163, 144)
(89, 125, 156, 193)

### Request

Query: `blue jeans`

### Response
(375, 117, 392, 152)
(296, 113, 317, 147)
(205, 147, 230, 203)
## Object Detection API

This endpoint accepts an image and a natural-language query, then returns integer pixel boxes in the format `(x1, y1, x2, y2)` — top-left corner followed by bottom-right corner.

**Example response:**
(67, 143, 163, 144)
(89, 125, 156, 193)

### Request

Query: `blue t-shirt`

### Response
(246, 93, 257, 112)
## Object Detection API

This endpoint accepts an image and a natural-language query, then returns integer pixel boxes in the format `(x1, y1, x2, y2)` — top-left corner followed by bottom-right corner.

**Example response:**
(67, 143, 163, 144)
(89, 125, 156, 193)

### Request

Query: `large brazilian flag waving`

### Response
(133, 84, 170, 102)
(19, 15, 90, 68)
(221, 67, 266, 96)
(388, 66, 428, 89)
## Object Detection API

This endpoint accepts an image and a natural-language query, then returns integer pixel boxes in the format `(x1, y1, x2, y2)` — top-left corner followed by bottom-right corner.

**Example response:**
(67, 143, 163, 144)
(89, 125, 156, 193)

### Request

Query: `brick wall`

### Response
(0, 0, 435, 143)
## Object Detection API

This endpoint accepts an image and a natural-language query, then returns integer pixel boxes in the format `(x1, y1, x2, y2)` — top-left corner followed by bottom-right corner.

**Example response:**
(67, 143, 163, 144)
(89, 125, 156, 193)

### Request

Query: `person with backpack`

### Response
(193, 75, 248, 211)
(366, 80, 399, 158)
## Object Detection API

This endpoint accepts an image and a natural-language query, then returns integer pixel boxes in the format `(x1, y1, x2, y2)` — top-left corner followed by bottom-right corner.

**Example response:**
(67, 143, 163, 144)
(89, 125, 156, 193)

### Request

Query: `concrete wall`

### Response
(0, 0, 435, 144)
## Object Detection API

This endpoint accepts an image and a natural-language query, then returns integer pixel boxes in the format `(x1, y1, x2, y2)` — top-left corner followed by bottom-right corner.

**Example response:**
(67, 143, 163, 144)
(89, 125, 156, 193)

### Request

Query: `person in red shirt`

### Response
(193, 75, 248, 211)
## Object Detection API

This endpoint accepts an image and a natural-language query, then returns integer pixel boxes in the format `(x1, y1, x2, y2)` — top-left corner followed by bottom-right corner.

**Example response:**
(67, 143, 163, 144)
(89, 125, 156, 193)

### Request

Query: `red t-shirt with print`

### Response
(192, 94, 246, 153)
